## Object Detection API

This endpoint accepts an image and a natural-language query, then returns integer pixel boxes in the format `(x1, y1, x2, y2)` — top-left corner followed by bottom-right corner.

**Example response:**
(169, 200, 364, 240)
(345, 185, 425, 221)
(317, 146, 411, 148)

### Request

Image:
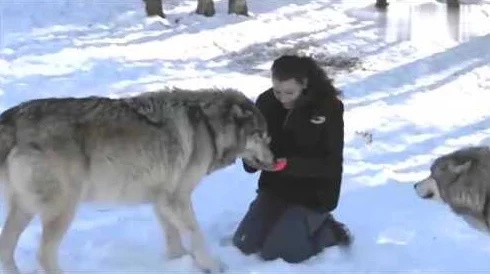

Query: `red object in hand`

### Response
(272, 158, 287, 171)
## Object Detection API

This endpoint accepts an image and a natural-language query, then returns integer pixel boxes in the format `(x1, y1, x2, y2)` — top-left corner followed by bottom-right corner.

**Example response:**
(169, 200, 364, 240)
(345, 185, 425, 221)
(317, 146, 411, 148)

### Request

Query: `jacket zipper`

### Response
(282, 108, 294, 129)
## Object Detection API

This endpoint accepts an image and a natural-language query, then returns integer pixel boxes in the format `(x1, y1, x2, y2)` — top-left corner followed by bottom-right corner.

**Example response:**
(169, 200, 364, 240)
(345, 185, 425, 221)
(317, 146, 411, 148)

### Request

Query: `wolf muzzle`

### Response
(414, 177, 439, 200)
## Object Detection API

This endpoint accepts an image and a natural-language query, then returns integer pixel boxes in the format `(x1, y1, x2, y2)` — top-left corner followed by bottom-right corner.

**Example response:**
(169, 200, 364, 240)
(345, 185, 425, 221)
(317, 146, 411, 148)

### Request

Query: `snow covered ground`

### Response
(1, 0, 490, 272)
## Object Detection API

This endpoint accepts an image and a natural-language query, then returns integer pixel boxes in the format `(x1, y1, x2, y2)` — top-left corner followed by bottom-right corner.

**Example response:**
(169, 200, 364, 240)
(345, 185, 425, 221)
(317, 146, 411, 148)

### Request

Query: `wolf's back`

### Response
(0, 109, 16, 166)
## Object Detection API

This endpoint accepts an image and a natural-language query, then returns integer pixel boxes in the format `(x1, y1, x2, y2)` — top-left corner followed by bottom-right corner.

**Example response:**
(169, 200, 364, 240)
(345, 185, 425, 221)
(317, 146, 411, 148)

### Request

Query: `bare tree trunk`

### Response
(143, 0, 164, 18)
(446, 0, 461, 41)
(375, 0, 389, 9)
(196, 0, 215, 17)
(229, 0, 248, 16)
(447, 0, 460, 7)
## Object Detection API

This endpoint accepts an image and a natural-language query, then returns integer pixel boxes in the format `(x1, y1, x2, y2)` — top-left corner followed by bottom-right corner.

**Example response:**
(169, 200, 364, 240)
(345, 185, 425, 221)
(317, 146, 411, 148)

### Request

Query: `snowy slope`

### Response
(1, 0, 490, 273)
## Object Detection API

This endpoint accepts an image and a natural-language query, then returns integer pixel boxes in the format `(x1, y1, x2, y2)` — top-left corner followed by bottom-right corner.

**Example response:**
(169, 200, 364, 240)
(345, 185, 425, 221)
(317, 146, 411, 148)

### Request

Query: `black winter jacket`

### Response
(243, 88, 345, 212)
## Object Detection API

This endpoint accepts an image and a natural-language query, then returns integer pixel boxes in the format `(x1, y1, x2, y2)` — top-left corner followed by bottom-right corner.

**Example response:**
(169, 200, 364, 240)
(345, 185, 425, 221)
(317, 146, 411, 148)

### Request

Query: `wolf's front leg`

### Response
(179, 196, 225, 273)
(153, 205, 187, 260)
(156, 196, 225, 273)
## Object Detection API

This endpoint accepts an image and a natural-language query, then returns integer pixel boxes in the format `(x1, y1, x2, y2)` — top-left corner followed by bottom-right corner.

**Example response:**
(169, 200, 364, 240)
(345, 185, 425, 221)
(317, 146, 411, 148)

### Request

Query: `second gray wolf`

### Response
(414, 145, 490, 234)
(0, 88, 275, 274)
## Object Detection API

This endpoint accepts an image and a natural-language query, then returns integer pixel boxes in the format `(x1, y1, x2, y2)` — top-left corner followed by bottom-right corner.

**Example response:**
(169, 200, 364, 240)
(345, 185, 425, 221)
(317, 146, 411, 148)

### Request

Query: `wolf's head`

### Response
(414, 146, 490, 233)
(196, 89, 275, 172)
(414, 155, 471, 202)
(227, 100, 275, 170)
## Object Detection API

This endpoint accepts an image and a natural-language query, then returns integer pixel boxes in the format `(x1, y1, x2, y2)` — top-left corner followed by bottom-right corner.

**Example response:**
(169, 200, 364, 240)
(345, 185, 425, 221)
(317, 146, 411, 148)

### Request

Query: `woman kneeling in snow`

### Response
(233, 54, 352, 263)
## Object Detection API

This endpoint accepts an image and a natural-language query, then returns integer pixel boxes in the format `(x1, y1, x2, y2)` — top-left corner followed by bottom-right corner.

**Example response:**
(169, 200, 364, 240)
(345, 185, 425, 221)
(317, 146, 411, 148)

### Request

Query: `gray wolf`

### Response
(0, 88, 275, 274)
(414, 145, 490, 233)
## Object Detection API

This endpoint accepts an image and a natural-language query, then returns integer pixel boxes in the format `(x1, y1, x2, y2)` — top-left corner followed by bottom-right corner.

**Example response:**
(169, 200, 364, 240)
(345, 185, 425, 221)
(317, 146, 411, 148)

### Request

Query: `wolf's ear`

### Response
(230, 104, 253, 122)
(230, 104, 257, 135)
(449, 160, 472, 174)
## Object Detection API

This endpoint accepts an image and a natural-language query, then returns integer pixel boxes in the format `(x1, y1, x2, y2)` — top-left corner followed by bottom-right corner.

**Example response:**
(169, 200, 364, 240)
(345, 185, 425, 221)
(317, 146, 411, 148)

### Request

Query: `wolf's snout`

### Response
(244, 144, 275, 170)
(258, 149, 275, 168)
(414, 177, 439, 200)
(420, 190, 434, 199)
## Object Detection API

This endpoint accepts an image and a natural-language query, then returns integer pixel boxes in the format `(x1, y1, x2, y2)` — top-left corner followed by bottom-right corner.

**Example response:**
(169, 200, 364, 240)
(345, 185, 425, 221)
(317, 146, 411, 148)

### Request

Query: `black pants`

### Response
(232, 191, 350, 263)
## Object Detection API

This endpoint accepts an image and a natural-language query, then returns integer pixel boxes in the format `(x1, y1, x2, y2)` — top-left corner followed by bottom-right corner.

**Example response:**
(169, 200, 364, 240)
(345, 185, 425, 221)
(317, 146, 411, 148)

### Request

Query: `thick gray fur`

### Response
(414, 145, 490, 234)
(0, 87, 275, 274)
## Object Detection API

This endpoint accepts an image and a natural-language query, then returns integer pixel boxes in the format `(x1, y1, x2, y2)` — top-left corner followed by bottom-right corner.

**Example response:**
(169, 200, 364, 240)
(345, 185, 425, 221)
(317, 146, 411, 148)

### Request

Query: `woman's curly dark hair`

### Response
(271, 54, 342, 101)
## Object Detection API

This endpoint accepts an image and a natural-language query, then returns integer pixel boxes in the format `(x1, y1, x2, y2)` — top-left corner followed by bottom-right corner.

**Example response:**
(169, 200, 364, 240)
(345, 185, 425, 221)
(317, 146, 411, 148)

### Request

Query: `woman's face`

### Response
(272, 77, 306, 109)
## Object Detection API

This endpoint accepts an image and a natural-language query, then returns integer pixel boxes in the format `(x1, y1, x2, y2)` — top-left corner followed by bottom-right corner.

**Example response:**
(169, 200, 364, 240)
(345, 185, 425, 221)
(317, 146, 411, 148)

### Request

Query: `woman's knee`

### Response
(232, 212, 265, 255)
(260, 245, 313, 263)
(258, 205, 318, 263)
(232, 193, 288, 255)
(232, 231, 257, 255)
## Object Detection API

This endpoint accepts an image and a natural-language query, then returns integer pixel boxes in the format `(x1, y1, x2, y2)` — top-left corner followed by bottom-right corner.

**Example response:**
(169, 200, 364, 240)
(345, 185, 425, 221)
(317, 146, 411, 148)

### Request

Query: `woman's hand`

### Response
(263, 158, 287, 172)
(243, 158, 287, 172)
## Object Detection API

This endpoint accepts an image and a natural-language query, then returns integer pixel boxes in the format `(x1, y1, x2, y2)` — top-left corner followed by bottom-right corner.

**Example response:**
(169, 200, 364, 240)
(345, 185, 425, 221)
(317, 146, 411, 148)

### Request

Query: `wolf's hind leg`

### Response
(37, 192, 78, 274)
(0, 198, 34, 274)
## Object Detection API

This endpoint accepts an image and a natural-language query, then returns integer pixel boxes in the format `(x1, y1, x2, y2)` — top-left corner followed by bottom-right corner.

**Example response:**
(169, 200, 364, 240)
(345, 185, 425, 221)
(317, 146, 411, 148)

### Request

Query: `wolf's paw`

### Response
(218, 234, 233, 247)
(1, 266, 21, 274)
(37, 267, 63, 274)
(166, 247, 187, 260)
(198, 257, 227, 274)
